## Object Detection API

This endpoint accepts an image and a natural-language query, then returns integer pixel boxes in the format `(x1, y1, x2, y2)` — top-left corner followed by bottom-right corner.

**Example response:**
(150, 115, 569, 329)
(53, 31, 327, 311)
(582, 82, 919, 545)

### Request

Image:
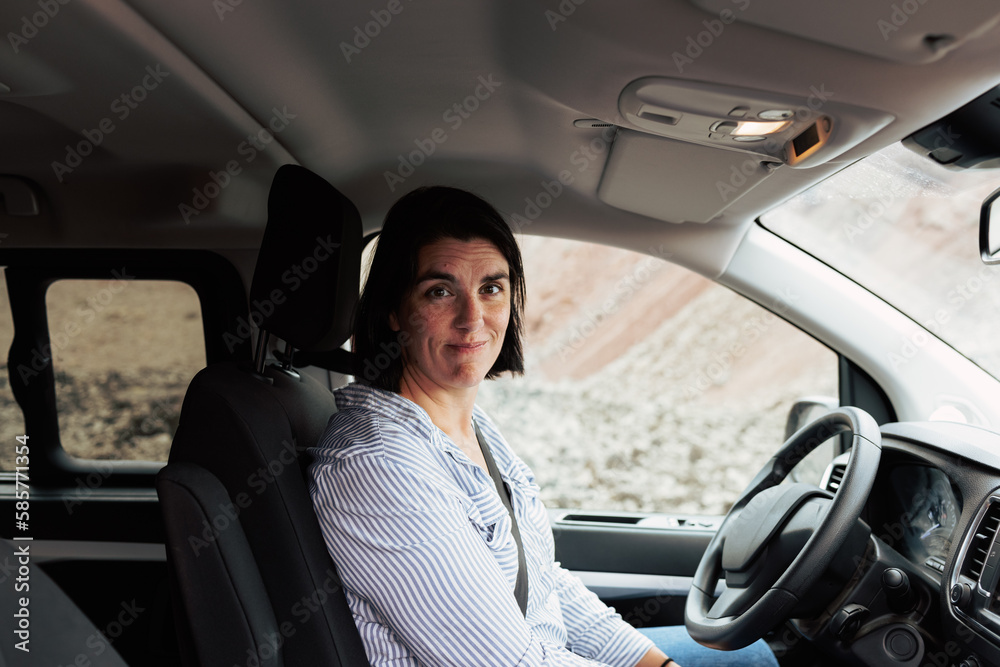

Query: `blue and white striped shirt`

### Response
(308, 383, 654, 666)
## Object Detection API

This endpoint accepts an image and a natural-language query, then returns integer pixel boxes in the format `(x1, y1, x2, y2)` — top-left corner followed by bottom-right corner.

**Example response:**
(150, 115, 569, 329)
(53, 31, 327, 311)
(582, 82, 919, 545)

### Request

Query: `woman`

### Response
(309, 186, 778, 666)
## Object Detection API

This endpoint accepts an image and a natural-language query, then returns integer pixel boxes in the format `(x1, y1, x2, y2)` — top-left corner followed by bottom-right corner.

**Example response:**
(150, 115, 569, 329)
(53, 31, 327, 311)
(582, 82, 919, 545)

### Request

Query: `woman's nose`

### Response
(455, 294, 484, 330)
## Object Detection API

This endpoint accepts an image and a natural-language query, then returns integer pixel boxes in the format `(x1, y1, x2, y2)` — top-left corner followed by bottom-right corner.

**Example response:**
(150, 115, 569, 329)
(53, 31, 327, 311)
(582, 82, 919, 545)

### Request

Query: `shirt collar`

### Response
(333, 383, 526, 483)
(334, 383, 463, 456)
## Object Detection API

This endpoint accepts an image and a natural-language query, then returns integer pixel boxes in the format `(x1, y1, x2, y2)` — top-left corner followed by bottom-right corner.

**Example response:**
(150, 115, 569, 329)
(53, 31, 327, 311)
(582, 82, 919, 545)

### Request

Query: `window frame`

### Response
(2, 248, 249, 488)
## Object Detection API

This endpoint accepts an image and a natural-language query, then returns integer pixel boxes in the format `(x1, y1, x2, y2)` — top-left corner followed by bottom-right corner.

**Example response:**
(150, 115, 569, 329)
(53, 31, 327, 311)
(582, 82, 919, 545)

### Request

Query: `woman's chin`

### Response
(445, 365, 493, 390)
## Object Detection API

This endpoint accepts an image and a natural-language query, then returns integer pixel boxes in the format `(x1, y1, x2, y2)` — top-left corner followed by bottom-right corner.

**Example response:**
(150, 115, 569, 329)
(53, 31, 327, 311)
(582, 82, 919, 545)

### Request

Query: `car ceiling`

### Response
(2, 0, 1000, 277)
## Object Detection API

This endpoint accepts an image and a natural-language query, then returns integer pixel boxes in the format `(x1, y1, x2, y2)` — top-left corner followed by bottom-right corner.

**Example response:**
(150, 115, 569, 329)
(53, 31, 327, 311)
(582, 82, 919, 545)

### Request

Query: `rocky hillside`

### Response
(478, 236, 837, 515)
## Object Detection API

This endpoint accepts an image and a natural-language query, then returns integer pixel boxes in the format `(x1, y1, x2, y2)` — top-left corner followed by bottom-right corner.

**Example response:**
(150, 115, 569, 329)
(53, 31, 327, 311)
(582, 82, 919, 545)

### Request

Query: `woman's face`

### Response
(390, 237, 511, 397)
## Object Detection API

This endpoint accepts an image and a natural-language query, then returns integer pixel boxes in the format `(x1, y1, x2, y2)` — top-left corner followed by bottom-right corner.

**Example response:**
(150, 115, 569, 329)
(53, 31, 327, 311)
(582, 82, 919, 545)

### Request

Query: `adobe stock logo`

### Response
(16, 268, 136, 385)
(223, 235, 340, 352)
(339, 0, 415, 63)
(382, 75, 503, 192)
(51, 65, 171, 183)
(7, 0, 70, 54)
(179, 106, 296, 224)
(544, 0, 587, 31)
(877, 0, 934, 41)
(671, 0, 751, 73)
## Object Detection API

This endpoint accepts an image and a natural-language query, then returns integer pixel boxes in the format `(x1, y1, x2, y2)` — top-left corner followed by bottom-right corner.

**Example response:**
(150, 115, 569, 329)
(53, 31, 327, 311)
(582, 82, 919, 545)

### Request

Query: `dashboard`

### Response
(817, 420, 1000, 667)
(879, 463, 961, 573)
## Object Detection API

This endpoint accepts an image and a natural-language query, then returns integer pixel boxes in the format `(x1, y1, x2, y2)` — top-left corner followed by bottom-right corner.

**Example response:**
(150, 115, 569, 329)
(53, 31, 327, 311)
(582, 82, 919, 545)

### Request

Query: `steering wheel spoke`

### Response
(708, 586, 743, 619)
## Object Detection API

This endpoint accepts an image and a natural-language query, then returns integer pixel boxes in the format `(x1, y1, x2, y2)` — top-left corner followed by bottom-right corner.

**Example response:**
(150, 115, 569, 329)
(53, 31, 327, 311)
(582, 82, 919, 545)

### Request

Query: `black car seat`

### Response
(0, 538, 131, 667)
(155, 165, 369, 666)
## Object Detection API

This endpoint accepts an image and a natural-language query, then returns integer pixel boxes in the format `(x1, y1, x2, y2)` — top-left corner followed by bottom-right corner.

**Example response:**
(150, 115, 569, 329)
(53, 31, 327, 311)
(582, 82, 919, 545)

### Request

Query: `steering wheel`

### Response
(685, 407, 881, 650)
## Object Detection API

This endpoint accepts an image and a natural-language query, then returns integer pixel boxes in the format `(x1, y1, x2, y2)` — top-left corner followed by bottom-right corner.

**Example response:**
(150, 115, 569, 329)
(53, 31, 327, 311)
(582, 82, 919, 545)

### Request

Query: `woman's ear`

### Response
(389, 312, 400, 332)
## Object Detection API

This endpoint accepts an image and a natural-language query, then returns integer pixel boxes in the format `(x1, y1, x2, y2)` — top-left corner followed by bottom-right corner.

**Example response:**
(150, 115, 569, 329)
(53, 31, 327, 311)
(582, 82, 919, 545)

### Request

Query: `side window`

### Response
(0, 268, 27, 471)
(45, 279, 205, 462)
(477, 237, 838, 515)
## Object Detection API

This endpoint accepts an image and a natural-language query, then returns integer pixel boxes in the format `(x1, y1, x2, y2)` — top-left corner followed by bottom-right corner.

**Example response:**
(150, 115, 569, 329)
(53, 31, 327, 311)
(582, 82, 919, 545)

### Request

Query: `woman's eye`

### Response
(481, 284, 503, 295)
(427, 286, 450, 298)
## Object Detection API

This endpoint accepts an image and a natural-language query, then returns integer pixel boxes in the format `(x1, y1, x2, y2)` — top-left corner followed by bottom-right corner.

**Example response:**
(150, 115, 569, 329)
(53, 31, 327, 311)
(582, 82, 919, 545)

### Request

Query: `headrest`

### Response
(250, 165, 361, 352)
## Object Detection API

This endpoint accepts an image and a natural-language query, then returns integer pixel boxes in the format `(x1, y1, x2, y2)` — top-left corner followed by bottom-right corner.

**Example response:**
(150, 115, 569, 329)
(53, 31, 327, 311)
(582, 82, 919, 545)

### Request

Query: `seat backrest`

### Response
(156, 165, 368, 666)
(157, 462, 282, 667)
(0, 538, 131, 667)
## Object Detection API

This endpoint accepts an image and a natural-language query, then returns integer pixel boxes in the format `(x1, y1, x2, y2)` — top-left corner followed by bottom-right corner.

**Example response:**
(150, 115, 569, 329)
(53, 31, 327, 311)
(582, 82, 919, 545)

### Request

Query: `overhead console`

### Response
(615, 78, 893, 170)
(599, 78, 893, 223)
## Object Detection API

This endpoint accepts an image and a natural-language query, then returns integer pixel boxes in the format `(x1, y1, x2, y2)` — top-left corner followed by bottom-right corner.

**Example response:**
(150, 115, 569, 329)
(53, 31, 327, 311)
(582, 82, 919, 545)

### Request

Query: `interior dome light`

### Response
(732, 120, 790, 136)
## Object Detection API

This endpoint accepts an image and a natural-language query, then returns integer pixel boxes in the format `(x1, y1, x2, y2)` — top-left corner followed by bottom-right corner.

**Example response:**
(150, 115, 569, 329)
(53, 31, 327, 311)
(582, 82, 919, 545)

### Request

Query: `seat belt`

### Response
(474, 421, 529, 617)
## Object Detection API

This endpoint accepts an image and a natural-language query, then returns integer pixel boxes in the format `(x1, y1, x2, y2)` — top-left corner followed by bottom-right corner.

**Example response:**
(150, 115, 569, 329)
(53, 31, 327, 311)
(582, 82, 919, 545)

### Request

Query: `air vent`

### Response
(825, 463, 846, 493)
(962, 501, 1000, 582)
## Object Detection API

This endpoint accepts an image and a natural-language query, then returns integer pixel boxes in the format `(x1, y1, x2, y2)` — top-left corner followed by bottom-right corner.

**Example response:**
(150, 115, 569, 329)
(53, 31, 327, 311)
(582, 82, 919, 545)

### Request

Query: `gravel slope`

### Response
(478, 237, 838, 515)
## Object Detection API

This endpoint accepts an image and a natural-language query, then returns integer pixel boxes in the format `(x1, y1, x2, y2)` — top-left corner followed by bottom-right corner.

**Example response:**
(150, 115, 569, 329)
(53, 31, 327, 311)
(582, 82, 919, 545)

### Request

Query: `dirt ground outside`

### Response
(0, 275, 204, 469)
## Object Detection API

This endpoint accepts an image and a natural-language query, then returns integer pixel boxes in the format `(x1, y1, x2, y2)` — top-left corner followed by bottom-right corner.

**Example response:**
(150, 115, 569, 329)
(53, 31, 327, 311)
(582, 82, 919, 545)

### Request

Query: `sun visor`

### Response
(690, 0, 1000, 64)
(598, 130, 777, 224)
(903, 85, 1000, 170)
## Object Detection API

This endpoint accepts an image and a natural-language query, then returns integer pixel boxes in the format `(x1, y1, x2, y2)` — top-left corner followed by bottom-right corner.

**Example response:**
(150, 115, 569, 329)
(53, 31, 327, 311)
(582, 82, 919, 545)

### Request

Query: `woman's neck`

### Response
(398, 376, 485, 469)
(399, 375, 476, 435)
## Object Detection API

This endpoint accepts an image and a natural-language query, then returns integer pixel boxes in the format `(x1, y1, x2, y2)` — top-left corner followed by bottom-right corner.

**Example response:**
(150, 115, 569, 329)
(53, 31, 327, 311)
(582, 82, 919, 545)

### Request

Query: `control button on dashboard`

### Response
(884, 628, 918, 661)
(830, 604, 869, 640)
(883, 568, 905, 588)
(989, 543, 1000, 567)
(925, 556, 945, 572)
(951, 583, 974, 610)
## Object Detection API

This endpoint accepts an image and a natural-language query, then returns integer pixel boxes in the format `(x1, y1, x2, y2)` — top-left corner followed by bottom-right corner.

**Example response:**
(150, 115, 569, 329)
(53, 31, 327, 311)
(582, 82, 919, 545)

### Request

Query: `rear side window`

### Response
(0, 268, 27, 471)
(45, 278, 205, 462)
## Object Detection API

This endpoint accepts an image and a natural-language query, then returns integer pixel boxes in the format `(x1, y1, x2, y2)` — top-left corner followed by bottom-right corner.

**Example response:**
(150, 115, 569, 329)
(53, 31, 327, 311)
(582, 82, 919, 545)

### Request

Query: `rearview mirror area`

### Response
(979, 185, 1000, 264)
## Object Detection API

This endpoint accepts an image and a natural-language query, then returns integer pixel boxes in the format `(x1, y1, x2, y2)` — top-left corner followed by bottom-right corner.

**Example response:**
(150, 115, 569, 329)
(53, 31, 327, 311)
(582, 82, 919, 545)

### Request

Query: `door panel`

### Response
(551, 509, 722, 627)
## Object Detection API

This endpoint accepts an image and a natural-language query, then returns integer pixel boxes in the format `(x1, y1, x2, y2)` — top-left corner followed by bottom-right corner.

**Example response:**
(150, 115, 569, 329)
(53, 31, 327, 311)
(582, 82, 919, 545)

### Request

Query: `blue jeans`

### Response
(638, 626, 778, 666)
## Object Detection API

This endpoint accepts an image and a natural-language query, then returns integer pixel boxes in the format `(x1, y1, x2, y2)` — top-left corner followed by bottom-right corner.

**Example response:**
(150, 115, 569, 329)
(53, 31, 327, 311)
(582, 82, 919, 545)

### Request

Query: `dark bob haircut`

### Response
(353, 186, 525, 391)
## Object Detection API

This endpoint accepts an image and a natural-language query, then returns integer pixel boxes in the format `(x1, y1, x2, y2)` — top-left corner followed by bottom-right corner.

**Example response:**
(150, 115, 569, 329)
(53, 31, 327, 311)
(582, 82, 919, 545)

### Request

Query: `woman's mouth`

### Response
(448, 341, 488, 352)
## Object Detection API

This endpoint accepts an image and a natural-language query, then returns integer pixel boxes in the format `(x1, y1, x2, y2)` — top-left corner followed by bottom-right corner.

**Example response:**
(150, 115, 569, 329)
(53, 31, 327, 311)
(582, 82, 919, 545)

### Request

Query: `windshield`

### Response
(761, 143, 1000, 379)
